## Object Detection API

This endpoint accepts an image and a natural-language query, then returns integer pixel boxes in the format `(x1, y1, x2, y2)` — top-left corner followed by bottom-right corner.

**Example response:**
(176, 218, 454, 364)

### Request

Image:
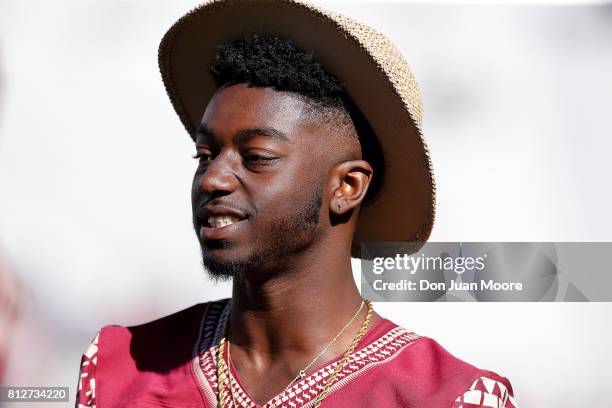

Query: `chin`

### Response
(201, 242, 281, 282)
(201, 243, 249, 276)
(201, 242, 239, 264)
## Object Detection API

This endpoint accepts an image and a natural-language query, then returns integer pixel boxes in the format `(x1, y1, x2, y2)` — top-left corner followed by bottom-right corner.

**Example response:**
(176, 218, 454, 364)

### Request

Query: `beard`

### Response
(201, 184, 323, 282)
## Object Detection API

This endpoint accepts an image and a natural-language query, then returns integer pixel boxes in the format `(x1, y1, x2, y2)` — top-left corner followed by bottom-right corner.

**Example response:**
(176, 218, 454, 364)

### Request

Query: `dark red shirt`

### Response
(76, 299, 517, 407)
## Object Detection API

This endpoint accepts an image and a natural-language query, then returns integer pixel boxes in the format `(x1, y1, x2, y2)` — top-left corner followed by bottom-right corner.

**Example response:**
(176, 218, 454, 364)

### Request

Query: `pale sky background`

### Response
(1, 1, 611, 406)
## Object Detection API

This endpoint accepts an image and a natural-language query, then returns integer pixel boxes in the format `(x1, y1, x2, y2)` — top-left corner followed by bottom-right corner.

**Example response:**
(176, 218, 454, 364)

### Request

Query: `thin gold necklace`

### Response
(216, 299, 373, 408)
(228, 300, 365, 403)
(281, 300, 365, 391)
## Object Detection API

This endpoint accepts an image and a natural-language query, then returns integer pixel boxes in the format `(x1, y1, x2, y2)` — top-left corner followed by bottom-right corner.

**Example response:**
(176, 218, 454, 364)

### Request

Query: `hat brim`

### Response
(158, 0, 436, 258)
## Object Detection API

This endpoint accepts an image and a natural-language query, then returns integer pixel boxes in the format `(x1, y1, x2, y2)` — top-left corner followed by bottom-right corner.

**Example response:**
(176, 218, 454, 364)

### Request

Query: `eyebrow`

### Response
(195, 124, 289, 144)
(235, 128, 289, 143)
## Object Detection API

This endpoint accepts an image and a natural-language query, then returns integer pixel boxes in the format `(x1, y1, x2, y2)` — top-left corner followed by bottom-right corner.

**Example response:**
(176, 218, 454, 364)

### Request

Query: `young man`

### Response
(76, 1, 517, 407)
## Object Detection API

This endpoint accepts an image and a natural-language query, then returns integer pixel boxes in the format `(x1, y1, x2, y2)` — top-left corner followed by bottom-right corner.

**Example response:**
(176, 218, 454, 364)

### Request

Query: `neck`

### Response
(228, 241, 364, 360)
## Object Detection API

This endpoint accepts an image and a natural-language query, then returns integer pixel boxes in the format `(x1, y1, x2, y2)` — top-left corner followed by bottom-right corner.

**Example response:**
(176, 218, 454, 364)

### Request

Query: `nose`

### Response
(196, 152, 239, 195)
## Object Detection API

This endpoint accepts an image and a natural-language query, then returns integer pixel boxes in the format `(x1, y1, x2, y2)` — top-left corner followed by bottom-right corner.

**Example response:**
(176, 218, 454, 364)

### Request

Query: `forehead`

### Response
(199, 84, 316, 141)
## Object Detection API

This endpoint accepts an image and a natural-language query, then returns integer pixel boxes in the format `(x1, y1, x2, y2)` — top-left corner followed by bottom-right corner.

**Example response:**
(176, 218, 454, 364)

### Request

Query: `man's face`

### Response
(192, 84, 330, 280)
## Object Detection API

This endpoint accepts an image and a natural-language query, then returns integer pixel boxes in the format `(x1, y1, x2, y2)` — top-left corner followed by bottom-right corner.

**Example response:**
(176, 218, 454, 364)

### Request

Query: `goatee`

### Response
(201, 184, 323, 281)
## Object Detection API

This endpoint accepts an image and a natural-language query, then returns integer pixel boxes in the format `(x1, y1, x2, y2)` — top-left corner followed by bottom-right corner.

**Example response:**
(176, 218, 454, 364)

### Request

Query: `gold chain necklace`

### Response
(216, 299, 373, 408)
(227, 300, 365, 406)
(280, 300, 365, 391)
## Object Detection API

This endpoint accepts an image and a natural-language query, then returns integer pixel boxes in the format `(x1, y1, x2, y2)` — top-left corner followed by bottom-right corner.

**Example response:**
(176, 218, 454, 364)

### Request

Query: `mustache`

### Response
(194, 197, 253, 221)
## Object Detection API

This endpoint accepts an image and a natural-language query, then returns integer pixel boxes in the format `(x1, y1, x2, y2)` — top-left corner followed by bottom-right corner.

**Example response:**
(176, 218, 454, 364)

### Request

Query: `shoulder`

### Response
(75, 298, 230, 407)
(100, 302, 207, 370)
(412, 336, 518, 407)
(375, 320, 518, 407)
(96, 299, 230, 370)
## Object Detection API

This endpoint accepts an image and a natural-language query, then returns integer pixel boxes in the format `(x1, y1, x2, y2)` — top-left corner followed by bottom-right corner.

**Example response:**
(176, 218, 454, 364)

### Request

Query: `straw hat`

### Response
(158, 0, 436, 257)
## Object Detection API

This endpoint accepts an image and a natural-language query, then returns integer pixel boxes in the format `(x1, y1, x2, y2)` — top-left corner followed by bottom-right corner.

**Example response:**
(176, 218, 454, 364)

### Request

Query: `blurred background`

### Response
(1, 0, 611, 406)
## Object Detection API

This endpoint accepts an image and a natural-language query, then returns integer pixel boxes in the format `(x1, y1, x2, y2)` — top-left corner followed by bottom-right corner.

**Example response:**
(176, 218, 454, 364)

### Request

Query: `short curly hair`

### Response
(209, 33, 384, 201)
(210, 33, 347, 109)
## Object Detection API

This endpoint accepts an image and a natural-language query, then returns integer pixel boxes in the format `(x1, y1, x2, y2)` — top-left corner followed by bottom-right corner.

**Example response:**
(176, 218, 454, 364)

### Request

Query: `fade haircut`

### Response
(208, 33, 384, 201)
(209, 33, 355, 136)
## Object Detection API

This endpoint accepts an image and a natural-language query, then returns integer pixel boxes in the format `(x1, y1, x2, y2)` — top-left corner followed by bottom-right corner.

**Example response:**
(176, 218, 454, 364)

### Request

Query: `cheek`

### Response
(251, 172, 322, 218)
(191, 172, 202, 209)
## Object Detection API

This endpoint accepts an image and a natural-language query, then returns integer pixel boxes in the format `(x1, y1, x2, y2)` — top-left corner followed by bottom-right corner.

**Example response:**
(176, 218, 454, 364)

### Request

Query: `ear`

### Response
(330, 160, 373, 216)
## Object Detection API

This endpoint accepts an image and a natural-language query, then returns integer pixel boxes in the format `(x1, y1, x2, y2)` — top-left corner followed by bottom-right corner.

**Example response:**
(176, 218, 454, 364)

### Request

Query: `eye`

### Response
(243, 153, 278, 165)
(192, 152, 213, 163)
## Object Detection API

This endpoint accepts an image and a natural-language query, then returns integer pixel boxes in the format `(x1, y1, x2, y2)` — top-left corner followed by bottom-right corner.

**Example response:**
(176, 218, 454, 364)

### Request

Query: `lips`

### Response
(197, 204, 249, 240)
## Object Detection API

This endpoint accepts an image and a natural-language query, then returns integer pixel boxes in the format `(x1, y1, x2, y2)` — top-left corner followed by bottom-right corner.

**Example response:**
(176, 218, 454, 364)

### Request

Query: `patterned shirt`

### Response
(76, 299, 518, 407)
